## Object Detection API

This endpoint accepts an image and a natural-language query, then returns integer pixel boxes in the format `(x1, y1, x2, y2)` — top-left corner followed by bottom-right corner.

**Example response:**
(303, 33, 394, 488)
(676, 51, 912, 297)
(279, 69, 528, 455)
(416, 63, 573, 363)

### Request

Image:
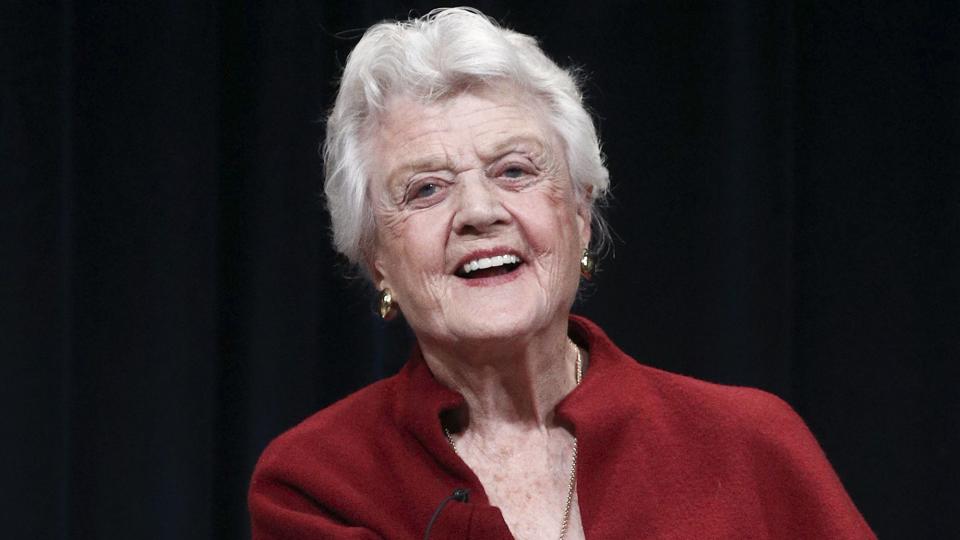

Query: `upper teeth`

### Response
(461, 254, 520, 275)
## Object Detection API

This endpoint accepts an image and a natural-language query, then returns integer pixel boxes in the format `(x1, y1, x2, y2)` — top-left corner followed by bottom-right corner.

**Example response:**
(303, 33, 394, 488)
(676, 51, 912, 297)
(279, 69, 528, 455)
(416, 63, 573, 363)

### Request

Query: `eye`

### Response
(502, 166, 527, 179)
(403, 178, 447, 206)
(413, 182, 440, 199)
(490, 159, 539, 191)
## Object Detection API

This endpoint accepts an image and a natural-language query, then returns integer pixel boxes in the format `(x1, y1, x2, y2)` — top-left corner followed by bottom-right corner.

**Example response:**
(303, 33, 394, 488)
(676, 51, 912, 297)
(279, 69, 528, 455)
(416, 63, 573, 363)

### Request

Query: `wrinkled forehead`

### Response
(363, 82, 563, 167)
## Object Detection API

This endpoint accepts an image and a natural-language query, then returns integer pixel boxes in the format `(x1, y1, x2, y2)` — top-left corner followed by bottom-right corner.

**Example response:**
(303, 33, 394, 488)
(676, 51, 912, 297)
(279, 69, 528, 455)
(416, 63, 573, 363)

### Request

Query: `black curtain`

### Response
(3, 1, 957, 538)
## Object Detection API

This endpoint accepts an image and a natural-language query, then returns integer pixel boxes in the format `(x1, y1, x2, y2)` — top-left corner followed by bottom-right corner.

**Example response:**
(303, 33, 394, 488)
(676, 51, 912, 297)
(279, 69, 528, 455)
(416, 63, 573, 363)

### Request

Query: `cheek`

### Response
(507, 188, 580, 252)
(507, 190, 582, 290)
(375, 211, 448, 276)
(372, 191, 408, 240)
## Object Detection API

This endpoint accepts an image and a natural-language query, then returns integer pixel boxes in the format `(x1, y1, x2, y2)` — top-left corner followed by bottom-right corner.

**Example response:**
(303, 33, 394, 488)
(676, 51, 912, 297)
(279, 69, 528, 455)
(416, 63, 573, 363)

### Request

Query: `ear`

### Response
(576, 186, 593, 249)
(366, 251, 390, 291)
(363, 233, 390, 289)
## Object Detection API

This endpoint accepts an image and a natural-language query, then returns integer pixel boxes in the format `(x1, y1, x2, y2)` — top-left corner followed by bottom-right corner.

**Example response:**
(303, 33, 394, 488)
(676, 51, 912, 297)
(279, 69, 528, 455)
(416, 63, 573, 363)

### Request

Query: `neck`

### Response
(419, 321, 578, 436)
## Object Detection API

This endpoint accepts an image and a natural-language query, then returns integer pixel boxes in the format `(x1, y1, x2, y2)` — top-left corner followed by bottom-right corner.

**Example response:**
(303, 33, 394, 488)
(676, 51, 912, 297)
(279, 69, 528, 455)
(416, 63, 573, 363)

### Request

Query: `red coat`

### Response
(249, 316, 875, 539)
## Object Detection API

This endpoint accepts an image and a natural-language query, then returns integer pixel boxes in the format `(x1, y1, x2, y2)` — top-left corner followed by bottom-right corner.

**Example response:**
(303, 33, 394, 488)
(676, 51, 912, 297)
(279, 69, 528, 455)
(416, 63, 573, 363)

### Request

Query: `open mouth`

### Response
(454, 254, 523, 280)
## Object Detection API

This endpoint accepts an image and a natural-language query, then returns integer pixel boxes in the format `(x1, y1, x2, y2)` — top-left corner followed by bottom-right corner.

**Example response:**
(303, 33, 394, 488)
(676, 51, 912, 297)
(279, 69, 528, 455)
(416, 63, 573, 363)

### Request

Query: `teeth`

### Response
(461, 254, 520, 275)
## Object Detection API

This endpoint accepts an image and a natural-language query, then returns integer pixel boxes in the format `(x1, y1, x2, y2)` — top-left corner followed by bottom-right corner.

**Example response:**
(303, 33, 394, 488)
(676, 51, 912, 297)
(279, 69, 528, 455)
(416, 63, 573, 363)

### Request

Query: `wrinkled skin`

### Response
(367, 85, 591, 351)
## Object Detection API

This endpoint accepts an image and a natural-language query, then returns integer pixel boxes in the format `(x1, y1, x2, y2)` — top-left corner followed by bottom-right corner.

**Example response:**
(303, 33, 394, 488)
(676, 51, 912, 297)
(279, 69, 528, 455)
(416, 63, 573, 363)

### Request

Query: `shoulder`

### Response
(574, 315, 806, 440)
(575, 314, 834, 472)
(575, 316, 804, 434)
(641, 363, 806, 435)
(642, 367, 873, 535)
(592, 344, 873, 535)
(598, 348, 825, 466)
(600, 362, 872, 535)
(249, 373, 406, 515)
(253, 375, 398, 479)
(248, 376, 403, 538)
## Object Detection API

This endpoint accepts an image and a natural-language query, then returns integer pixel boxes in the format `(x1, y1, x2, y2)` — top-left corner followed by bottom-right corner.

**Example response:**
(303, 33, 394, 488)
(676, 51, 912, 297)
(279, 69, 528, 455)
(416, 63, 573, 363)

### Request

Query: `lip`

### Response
(451, 247, 525, 287)
(456, 260, 526, 287)
(452, 247, 524, 274)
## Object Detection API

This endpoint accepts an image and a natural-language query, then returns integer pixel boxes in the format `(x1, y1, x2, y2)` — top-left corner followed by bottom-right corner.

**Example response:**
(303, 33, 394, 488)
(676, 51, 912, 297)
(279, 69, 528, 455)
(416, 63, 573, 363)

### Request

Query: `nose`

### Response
(451, 171, 512, 235)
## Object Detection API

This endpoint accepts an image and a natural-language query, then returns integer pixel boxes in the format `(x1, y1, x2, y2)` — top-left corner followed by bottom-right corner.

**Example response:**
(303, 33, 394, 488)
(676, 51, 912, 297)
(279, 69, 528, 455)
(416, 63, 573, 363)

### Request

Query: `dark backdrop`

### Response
(3, 1, 957, 538)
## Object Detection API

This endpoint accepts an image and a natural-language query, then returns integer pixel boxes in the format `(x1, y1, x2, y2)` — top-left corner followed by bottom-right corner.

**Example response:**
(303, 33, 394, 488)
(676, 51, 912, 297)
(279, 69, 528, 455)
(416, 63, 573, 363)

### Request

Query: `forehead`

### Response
(368, 85, 558, 175)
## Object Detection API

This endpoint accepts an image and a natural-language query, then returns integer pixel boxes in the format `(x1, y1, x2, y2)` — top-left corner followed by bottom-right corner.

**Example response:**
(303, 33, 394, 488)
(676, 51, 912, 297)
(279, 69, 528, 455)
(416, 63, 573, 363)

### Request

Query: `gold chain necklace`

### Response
(443, 340, 583, 540)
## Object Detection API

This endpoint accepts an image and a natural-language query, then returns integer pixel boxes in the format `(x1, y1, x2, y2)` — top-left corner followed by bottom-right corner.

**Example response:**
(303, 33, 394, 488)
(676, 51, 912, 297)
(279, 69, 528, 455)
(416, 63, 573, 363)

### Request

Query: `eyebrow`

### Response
(386, 133, 547, 185)
(478, 133, 547, 161)
(387, 155, 451, 184)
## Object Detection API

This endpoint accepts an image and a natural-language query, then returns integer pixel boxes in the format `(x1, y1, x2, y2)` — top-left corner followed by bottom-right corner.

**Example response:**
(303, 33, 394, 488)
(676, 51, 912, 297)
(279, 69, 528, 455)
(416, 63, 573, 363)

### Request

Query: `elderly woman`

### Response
(249, 8, 873, 539)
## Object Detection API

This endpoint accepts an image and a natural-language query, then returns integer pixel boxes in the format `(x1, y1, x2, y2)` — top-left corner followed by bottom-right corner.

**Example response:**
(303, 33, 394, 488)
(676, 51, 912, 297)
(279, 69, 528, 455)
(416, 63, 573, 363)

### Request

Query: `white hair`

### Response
(323, 7, 611, 266)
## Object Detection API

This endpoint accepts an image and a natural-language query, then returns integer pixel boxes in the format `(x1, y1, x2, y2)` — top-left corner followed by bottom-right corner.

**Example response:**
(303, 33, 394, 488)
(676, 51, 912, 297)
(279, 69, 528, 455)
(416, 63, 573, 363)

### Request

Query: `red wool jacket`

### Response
(249, 316, 875, 539)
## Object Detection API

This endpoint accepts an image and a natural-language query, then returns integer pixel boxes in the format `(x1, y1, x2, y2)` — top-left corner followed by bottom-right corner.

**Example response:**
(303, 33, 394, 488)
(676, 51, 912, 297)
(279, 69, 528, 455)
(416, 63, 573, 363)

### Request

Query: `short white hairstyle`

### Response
(323, 7, 611, 267)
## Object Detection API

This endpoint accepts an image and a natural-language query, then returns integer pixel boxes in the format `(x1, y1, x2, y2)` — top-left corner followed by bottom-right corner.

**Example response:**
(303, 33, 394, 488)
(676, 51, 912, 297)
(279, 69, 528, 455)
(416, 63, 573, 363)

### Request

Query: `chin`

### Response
(460, 316, 536, 341)
(442, 298, 563, 344)
(406, 268, 578, 345)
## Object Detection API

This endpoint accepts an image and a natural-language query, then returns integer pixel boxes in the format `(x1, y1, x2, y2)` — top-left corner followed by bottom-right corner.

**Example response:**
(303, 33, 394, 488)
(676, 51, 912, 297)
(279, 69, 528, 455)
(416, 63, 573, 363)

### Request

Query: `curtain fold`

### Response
(2, 1, 956, 538)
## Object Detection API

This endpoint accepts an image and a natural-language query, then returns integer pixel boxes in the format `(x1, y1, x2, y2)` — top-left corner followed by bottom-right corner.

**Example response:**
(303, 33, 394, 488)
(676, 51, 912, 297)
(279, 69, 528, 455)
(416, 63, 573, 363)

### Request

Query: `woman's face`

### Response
(367, 85, 591, 346)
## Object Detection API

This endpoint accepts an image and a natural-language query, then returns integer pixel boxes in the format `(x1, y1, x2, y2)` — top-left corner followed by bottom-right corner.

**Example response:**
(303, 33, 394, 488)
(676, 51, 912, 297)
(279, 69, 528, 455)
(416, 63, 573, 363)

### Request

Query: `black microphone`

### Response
(423, 488, 470, 540)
